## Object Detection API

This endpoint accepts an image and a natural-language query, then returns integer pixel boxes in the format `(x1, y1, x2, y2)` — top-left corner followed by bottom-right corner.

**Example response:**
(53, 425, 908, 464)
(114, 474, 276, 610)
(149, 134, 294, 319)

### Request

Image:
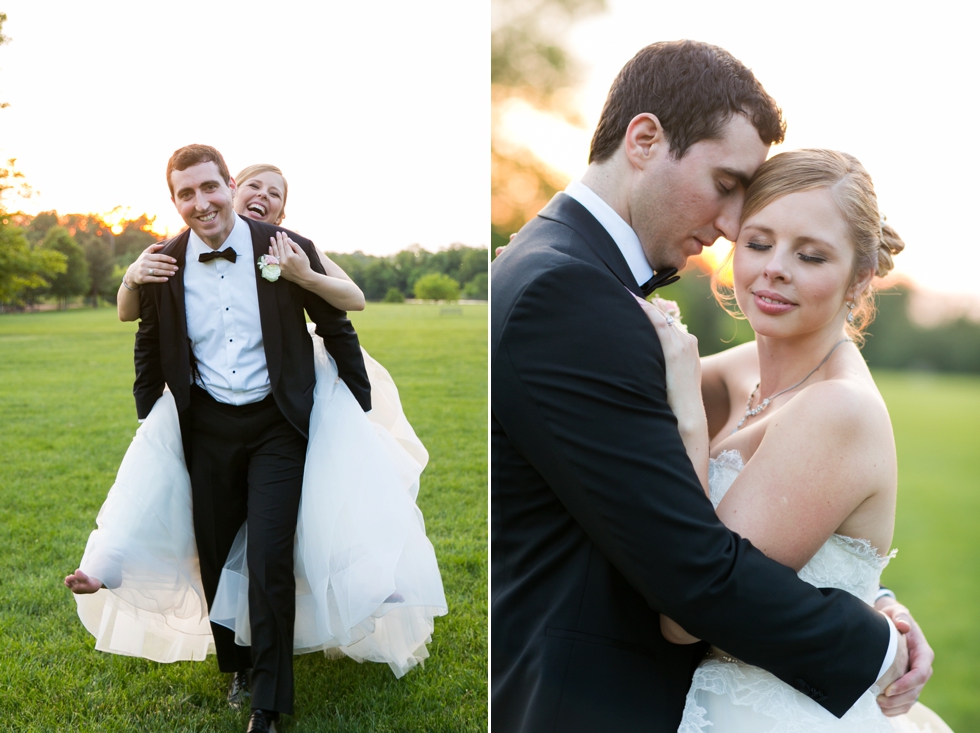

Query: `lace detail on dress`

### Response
(678, 450, 904, 732)
(707, 449, 743, 508)
(678, 654, 898, 732)
(800, 535, 897, 606)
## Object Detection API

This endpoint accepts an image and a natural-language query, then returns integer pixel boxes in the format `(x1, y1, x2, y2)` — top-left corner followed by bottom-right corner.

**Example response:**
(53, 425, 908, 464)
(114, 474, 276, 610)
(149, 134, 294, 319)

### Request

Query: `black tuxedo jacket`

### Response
(490, 194, 890, 732)
(134, 215, 370, 436)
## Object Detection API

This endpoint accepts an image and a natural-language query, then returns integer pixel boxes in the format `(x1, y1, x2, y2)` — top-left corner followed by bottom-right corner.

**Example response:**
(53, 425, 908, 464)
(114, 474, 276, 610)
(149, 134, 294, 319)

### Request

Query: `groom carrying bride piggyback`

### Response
(491, 40, 939, 731)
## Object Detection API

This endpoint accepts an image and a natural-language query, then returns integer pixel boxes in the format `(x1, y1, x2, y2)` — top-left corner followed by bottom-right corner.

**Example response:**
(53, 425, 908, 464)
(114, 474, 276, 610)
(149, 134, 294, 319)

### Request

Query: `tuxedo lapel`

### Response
(538, 193, 644, 297)
(163, 232, 188, 332)
(161, 233, 191, 404)
(246, 217, 283, 392)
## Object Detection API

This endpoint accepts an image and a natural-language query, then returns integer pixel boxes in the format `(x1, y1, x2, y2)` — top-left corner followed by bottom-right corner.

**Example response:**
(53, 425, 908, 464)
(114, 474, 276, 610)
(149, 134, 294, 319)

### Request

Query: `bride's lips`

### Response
(753, 289, 797, 315)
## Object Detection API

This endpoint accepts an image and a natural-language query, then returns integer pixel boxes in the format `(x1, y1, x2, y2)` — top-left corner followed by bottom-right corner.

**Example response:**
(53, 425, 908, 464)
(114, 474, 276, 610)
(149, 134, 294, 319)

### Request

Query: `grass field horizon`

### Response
(0, 304, 487, 732)
(2, 306, 977, 730)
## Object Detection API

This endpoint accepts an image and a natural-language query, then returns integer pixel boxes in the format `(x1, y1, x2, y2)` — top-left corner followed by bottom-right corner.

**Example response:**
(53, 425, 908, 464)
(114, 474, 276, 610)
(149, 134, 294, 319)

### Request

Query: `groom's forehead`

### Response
(171, 163, 228, 197)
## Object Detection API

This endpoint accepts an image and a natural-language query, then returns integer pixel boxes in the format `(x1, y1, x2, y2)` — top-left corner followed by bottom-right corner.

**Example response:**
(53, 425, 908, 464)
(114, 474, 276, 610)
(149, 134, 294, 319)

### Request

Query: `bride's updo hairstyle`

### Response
(713, 148, 905, 345)
(235, 163, 289, 224)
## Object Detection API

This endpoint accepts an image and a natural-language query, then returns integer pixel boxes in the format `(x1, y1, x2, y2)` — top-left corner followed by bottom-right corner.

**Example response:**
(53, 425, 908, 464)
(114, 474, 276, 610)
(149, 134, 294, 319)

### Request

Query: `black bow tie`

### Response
(640, 267, 680, 297)
(199, 248, 237, 264)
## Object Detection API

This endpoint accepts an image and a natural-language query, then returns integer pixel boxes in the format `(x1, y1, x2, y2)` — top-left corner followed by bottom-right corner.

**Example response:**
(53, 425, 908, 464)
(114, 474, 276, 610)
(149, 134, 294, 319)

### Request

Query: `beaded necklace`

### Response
(732, 338, 852, 434)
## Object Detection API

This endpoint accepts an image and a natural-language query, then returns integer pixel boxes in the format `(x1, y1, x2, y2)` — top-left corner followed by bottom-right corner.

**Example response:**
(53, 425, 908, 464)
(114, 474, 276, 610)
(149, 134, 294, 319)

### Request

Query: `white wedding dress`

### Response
(73, 327, 448, 678)
(678, 450, 952, 733)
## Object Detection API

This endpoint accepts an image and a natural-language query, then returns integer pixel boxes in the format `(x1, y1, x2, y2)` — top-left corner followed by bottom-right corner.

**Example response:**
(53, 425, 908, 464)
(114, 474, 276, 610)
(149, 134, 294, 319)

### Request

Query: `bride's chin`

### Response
(744, 314, 794, 339)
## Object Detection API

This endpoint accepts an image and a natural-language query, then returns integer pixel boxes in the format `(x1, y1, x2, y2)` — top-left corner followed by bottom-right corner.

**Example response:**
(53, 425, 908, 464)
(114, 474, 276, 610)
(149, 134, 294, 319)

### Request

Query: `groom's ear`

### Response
(624, 113, 668, 170)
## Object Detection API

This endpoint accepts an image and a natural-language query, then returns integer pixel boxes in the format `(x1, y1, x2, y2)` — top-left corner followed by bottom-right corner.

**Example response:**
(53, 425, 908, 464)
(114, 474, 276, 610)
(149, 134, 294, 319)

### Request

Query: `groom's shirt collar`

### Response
(564, 180, 655, 288)
(187, 212, 249, 259)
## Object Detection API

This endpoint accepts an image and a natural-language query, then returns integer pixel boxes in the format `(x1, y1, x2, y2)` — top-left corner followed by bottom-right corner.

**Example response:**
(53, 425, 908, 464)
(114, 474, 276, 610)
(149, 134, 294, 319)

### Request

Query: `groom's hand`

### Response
(874, 622, 909, 709)
(875, 600, 934, 716)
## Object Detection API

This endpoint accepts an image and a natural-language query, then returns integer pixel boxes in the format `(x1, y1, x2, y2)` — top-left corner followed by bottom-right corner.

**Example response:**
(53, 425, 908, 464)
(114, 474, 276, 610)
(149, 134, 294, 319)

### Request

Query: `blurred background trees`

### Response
(491, 0, 605, 254)
(0, 207, 488, 310)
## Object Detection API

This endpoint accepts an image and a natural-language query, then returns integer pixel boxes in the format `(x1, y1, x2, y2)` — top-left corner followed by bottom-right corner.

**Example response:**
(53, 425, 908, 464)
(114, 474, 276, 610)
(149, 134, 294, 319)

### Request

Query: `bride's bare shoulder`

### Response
(702, 340, 758, 382)
(781, 376, 892, 447)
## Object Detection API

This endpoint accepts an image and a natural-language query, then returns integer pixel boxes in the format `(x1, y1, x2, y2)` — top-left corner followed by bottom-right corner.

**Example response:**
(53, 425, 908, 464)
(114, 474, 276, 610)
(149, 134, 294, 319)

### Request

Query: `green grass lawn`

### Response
(0, 304, 487, 732)
(875, 371, 980, 731)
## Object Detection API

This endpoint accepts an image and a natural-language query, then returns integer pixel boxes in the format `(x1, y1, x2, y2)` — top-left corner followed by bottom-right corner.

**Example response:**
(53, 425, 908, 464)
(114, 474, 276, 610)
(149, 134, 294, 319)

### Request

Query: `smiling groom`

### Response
(133, 144, 371, 732)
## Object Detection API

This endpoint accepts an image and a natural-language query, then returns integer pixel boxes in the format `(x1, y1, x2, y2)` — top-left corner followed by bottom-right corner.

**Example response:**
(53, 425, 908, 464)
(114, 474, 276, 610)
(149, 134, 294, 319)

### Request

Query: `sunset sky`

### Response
(0, 1, 487, 255)
(498, 0, 980, 305)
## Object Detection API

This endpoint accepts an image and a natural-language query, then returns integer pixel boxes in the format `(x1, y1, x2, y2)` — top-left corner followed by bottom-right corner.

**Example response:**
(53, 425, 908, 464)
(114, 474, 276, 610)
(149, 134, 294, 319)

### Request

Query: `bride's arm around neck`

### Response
(714, 376, 897, 573)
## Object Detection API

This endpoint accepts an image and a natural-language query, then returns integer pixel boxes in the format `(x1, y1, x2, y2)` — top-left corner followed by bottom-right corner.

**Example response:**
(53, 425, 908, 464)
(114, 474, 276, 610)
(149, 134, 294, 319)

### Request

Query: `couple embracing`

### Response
(492, 41, 951, 731)
(66, 145, 447, 732)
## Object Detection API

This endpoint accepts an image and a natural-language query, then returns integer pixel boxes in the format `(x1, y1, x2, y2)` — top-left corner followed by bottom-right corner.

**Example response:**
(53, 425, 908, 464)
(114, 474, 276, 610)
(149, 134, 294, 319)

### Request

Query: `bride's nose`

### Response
(762, 249, 792, 281)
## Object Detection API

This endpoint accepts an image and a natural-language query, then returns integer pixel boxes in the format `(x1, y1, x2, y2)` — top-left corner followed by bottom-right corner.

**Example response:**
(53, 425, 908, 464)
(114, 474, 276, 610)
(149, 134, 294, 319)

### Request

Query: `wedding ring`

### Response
(149, 268, 155, 276)
(665, 314, 675, 327)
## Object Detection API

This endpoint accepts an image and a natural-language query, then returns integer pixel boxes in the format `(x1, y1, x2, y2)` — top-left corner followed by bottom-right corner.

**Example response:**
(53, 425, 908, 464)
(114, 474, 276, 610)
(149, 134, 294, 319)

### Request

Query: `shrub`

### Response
(413, 273, 460, 302)
(383, 287, 405, 303)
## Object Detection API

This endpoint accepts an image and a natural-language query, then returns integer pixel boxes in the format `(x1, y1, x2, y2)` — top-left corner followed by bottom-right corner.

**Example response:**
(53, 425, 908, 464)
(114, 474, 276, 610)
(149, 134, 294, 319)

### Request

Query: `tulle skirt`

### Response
(74, 334, 448, 677)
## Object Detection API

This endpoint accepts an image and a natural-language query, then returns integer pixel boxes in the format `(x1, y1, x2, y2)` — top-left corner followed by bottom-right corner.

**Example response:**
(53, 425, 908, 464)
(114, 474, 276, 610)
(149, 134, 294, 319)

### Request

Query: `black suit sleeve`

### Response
(493, 261, 889, 717)
(133, 284, 165, 419)
(294, 239, 371, 412)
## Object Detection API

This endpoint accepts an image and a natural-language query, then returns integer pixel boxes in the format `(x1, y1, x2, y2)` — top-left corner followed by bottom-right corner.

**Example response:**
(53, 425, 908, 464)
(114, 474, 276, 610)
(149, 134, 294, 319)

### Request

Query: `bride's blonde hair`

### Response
(712, 148, 905, 345)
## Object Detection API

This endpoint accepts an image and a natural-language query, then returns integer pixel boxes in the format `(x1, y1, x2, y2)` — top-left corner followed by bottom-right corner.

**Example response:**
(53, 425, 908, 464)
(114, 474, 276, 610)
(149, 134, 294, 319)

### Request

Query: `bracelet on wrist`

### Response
(122, 277, 139, 291)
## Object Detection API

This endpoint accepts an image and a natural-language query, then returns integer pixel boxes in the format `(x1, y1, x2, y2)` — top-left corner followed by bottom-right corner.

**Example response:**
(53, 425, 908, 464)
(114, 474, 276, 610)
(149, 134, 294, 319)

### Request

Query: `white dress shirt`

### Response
(563, 179, 899, 685)
(564, 180, 654, 289)
(184, 215, 271, 405)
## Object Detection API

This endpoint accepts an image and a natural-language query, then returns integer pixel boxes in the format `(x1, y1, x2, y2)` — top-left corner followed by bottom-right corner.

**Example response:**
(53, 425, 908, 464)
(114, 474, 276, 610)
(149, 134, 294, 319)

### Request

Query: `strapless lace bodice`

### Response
(677, 450, 918, 732)
(709, 450, 896, 605)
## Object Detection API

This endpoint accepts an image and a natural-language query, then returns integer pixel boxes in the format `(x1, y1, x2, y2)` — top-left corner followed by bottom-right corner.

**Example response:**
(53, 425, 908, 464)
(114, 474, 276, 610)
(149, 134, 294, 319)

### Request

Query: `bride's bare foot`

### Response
(64, 569, 104, 594)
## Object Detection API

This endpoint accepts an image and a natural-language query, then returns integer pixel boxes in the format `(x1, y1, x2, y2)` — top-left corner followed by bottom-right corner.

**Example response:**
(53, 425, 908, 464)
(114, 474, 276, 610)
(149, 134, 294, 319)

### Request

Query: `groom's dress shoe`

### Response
(246, 709, 278, 732)
(227, 669, 251, 709)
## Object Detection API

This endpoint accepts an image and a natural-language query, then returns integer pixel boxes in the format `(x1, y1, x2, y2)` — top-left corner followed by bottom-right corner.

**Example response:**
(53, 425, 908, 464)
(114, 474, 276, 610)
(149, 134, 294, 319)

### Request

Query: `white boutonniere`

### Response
(257, 254, 281, 282)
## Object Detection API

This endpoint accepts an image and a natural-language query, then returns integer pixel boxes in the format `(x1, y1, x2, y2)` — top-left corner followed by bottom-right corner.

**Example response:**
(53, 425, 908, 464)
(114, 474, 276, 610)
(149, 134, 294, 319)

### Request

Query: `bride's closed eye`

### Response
(746, 241, 827, 264)
(797, 252, 827, 263)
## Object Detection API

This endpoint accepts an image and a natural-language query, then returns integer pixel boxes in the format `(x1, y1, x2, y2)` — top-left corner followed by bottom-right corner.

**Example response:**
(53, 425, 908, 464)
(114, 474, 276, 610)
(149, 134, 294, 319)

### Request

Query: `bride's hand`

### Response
(269, 231, 313, 285)
(633, 295, 703, 427)
(126, 243, 178, 286)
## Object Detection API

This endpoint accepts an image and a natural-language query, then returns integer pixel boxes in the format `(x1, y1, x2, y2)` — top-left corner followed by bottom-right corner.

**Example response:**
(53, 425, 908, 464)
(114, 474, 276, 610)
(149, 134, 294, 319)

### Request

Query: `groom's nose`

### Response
(715, 195, 743, 242)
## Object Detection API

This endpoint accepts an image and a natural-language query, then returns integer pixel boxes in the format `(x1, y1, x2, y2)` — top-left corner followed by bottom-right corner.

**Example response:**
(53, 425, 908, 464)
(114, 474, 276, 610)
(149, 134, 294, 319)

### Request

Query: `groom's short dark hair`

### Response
(166, 144, 233, 196)
(589, 40, 786, 163)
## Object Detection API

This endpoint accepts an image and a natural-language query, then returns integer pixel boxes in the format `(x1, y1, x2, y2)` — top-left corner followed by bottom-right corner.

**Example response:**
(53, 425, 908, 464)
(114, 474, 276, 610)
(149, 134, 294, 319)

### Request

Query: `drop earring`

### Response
(846, 301, 855, 324)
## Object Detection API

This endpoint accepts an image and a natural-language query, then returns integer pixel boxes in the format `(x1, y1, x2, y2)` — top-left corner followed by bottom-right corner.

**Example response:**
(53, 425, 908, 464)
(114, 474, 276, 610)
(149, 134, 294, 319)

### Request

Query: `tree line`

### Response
(0, 210, 488, 311)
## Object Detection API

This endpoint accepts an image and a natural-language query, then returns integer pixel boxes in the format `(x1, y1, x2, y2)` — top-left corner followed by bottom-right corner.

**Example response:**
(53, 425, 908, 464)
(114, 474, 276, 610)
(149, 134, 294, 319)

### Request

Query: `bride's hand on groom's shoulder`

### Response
(269, 231, 313, 286)
(632, 294, 703, 426)
(875, 600, 935, 716)
(127, 243, 178, 286)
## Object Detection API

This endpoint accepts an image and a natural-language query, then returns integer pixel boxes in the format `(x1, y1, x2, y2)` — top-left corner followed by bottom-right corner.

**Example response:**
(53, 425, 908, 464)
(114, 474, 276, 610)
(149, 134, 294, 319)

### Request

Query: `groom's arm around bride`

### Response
(490, 40, 912, 733)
